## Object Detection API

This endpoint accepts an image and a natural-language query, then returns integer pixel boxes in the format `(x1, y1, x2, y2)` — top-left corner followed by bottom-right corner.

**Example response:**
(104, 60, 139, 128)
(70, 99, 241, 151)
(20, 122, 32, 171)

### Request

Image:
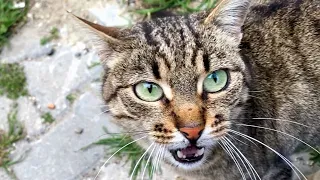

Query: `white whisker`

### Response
(223, 138, 253, 180)
(227, 133, 249, 146)
(252, 118, 309, 128)
(94, 136, 147, 180)
(141, 144, 157, 180)
(235, 123, 320, 154)
(219, 141, 246, 180)
(130, 143, 155, 180)
(229, 130, 306, 180)
(151, 145, 163, 179)
(248, 90, 265, 93)
(154, 145, 165, 180)
(225, 136, 261, 180)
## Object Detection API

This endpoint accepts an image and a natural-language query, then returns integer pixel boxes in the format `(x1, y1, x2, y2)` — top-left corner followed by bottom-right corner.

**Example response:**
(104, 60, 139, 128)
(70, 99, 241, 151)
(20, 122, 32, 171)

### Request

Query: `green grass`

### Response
(40, 27, 59, 45)
(84, 128, 154, 180)
(0, 0, 29, 49)
(87, 62, 101, 69)
(0, 103, 25, 177)
(66, 93, 76, 105)
(310, 147, 320, 166)
(129, 0, 218, 15)
(0, 63, 28, 99)
(41, 112, 55, 124)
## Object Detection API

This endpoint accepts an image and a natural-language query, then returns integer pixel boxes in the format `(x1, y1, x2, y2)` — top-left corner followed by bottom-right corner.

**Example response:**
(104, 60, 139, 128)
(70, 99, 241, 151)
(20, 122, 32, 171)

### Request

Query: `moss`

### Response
(40, 27, 59, 45)
(0, 103, 25, 177)
(310, 147, 320, 166)
(66, 93, 76, 105)
(41, 112, 55, 124)
(0, 63, 28, 99)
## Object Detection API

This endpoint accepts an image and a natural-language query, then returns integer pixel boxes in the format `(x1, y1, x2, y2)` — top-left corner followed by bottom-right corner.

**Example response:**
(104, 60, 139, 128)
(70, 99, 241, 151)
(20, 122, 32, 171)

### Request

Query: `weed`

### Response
(0, 0, 29, 49)
(0, 103, 25, 177)
(40, 27, 59, 45)
(41, 112, 55, 124)
(310, 147, 320, 166)
(83, 128, 154, 180)
(129, 0, 218, 16)
(66, 93, 76, 105)
(87, 62, 101, 69)
(0, 63, 28, 99)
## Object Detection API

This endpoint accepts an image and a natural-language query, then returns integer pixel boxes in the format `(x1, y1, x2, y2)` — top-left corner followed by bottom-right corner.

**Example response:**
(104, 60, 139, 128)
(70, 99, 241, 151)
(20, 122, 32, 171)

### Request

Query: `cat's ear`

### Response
(71, 14, 129, 68)
(204, 0, 251, 40)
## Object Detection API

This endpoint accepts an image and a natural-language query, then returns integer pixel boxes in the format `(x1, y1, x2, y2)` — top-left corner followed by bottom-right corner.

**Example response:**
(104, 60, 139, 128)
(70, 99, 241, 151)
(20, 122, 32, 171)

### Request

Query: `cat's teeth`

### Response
(183, 155, 186, 159)
(196, 148, 205, 156)
(177, 150, 183, 159)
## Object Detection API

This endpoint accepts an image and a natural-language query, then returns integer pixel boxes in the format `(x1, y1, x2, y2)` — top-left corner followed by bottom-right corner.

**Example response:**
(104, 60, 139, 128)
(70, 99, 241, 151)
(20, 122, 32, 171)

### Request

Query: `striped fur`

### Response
(77, 0, 320, 179)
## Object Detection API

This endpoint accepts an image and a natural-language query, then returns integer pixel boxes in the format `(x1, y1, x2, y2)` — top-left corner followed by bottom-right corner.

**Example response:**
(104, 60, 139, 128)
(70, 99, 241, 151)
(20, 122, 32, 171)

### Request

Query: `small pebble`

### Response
(75, 128, 84, 134)
(307, 161, 315, 166)
(47, 48, 55, 56)
(75, 52, 82, 58)
(35, 2, 41, 8)
(83, 48, 89, 55)
(47, 103, 56, 109)
(28, 96, 37, 105)
(13, 2, 25, 8)
(36, 104, 42, 110)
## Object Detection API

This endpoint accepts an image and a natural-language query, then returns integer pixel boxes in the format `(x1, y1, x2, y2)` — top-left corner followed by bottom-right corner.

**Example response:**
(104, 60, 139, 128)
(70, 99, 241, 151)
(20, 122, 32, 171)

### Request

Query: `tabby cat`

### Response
(76, 0, 320, 179)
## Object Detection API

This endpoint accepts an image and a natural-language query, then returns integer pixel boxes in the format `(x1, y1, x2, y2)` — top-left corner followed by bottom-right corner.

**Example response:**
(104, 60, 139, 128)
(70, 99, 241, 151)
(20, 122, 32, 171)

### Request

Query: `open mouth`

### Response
(171, 145, 205, 163)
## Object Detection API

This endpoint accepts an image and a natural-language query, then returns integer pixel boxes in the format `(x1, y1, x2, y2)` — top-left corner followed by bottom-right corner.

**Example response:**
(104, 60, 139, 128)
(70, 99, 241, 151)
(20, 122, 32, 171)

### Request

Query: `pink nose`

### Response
(179, 126, 204, 140)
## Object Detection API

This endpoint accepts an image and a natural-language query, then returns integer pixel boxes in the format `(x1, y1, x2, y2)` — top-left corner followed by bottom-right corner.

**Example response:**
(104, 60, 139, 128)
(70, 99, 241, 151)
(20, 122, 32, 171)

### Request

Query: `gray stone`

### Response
(17, 97, 44, 139)
(0, 169, 12, 180)
(0, 97, 13, 132)
(88, 2, 131, 27)
(22, 47, 102, 119)
(13, 91, 112, 180)
(0, 25, 54, 63)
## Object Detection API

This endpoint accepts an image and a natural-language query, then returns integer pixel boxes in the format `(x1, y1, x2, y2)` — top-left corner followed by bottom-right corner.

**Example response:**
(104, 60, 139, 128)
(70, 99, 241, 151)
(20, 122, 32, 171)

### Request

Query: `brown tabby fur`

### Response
(76, 0, 320, 179)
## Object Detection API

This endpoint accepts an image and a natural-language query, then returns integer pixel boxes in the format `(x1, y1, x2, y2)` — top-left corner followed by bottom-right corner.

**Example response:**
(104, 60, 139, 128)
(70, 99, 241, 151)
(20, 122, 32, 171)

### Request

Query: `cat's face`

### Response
(78, 0, 251, 171)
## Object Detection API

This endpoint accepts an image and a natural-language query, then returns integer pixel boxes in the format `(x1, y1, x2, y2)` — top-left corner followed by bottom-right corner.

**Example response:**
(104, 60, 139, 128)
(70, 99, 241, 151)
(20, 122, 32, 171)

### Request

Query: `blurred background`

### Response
(0, 0, 319, 179)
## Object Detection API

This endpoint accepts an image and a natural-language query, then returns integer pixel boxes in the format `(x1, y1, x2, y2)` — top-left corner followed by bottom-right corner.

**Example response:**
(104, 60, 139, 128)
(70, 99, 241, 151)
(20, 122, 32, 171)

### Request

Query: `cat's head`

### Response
(78, 0, 251, 171)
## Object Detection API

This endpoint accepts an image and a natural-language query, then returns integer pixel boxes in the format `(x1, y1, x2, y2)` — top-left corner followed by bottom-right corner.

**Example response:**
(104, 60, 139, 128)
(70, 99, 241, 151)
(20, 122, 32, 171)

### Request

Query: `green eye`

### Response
(203, 70, 228, 93)
(134, 82, 164, 102)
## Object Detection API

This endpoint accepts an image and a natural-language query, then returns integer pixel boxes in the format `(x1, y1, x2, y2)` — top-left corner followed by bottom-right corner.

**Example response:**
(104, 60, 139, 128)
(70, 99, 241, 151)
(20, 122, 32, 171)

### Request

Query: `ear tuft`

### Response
(204, 0, 251, 36)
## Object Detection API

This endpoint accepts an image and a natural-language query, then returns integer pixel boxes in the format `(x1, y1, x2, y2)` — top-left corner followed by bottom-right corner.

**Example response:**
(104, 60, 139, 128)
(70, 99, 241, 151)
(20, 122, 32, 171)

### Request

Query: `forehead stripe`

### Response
(152, 60, 161, 79)
(203, 54, 210, 72)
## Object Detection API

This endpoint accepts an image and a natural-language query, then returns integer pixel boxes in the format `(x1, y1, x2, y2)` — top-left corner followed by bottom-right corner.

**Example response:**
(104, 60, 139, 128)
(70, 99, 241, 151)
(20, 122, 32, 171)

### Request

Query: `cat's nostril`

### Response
(198, 130, 204, 135)
(181, 131, 189, 137)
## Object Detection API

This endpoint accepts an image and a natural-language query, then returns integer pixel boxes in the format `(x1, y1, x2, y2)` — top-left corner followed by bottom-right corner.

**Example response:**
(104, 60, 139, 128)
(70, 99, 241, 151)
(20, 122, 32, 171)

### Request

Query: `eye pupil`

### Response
(147, 84, 153, 93)
(211, 74, 218, 83)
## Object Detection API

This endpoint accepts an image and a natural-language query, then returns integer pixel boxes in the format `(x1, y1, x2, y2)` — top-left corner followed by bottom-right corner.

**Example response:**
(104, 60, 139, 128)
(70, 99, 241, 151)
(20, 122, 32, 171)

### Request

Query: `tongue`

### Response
(181, 145, 198, 157)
